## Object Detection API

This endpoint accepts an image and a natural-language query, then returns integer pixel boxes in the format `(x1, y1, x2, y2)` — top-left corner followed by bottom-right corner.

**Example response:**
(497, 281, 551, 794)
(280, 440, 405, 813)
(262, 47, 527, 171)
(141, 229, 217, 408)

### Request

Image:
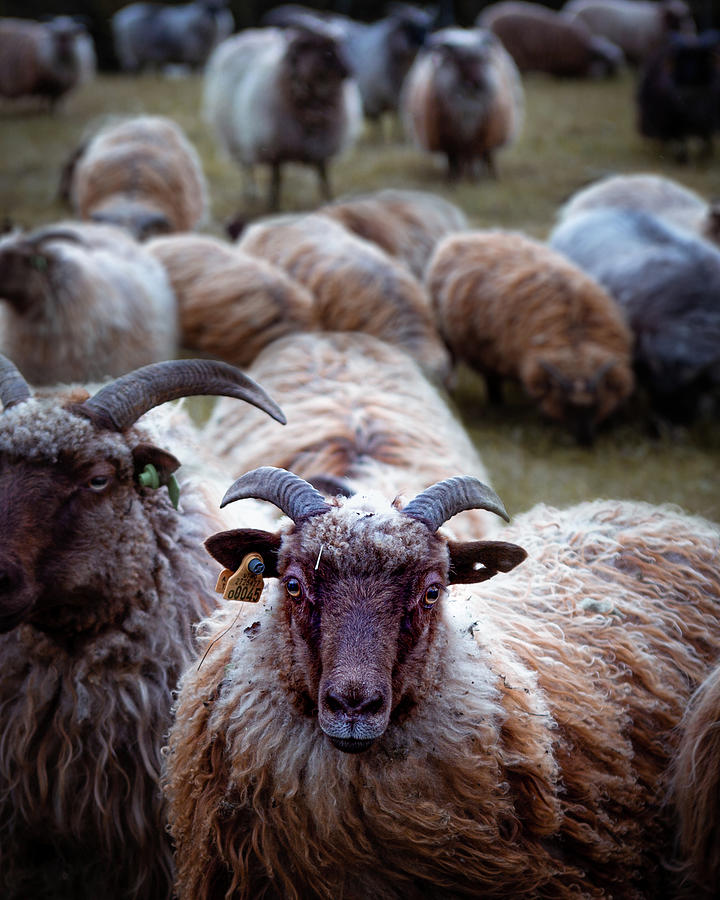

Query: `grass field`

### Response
(1, 67, 719, 521)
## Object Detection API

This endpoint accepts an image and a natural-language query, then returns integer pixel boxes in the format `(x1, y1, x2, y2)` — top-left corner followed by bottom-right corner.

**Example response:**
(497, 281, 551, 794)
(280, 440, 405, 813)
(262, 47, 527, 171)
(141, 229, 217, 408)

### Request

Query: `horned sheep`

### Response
(0, 355, 285, 899)
(549, 207, 720, 422)
(146, 233, 317, 367)
(164, 465, 720, 899)
(68, 115, 209, 240)
(0, 220, 178, 386)
(426, 229, 635, 443)
(400, 26, 524, 179)
(237, 213, 452, 383)
(204, 330, 500, 541)
(203, 25, 362, 211)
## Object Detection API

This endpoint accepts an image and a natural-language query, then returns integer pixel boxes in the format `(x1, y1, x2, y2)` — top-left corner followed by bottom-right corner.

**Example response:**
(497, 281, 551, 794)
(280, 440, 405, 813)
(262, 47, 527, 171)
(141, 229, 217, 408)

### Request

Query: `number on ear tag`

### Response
(221, 553, 265, 603)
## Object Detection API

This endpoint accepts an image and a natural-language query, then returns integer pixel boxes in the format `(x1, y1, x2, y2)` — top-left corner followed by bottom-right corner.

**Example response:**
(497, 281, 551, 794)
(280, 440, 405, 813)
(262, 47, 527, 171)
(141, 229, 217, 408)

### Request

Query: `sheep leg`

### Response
(316, 161, 332, 202)
(483, 151, 498, 180)
(484, 372, 503, 405)
(268, 163, 282, 211)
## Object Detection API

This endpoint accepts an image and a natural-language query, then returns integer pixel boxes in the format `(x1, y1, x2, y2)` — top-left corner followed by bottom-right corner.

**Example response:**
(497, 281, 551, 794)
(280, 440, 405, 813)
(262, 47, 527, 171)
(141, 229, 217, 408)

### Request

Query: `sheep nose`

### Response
(324, 689, 385, 718)
(0, 560, 24, 597)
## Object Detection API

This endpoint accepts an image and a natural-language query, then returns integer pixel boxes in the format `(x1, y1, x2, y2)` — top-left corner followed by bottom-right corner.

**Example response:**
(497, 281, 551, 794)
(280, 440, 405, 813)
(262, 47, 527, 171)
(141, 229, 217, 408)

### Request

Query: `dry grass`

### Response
(0, 67, 718, 521)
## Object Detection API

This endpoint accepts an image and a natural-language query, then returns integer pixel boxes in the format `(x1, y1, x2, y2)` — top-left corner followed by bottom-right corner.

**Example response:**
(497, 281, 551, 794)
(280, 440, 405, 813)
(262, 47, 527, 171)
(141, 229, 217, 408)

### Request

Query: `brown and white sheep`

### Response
(557, 172, 720, 247)
(68, 115, 209, 239)
(318, 188, 468, 280)
(204, 330, 500, 541)
(400, 26, 524, 179)
(164, 466, 720, 899)
(146, 233, 317, 367)
(426, 229, 635, 442)
(237, 213, 452, 383)
(0, 221, 178, 385)
(203, 25, 362, 211)
(0, 355, 285, 900)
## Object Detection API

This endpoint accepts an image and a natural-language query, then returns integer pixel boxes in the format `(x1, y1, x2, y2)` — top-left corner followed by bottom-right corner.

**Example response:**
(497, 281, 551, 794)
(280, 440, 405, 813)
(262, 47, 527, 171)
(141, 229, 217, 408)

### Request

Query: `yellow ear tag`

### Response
(214, 568, 234, 594)
(221, 553, 265, 603)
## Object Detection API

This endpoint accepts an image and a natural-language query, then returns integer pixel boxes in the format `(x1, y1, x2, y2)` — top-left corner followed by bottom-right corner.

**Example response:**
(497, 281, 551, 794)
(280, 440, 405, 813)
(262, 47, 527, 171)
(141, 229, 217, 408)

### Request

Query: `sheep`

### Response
(237, 212, 452, 383)
(164, 464, 720, 899)
(400, 26, 524, 180)
(0, 354, 285, 900)
(0, 221, 179, 386)
(0, 16, 89, 109)
(203, 25, 362, 211)
(203, 330, 501, 542)
(68, 115, 209, 239)
(562, 0, 695, 64)
(477, 1, 624, 78)
(318, 188, 468, 280)
(426, 229, 635, 443)
(557, 172, 720, 248)
(112, 0, 233, 72)
(549, 207, 720, 423)
(146, 233, 318, 367)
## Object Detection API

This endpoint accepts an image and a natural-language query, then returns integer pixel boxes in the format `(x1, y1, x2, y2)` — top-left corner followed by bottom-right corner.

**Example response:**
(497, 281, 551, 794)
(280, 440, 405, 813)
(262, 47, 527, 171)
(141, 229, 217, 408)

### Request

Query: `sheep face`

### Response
(286, 29, 351, 100)
(207, 485, 526, 754)
(0, 239, 51, 313)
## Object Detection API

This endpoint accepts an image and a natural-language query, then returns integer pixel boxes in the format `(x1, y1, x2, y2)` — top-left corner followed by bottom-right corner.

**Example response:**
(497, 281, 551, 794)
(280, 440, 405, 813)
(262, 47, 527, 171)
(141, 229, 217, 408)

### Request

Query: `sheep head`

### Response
(0, 356, 285, 635)
(206, 467, 526, 753)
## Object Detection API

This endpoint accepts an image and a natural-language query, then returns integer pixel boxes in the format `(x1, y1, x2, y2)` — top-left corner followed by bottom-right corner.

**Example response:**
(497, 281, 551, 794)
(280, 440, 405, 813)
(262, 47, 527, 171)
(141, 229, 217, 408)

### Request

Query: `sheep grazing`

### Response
(164, 466, 720, 899)
(237, 213, 452, 383)
(146, 233, 317, 367)
(426, 229, 634, 443)
(0, 221, 178, 386)
(203, 25, 362, 211)
(401, 26, 524, 180)
(0, 16, 90, 109)
(549, 207, 720, 422)
(204, 330, 501, 541)
(319, 188, 468, 280)
(477, 1, 624, 78)
(68, 115, 209, 240)
(563, 0, 695, 65)
(112, 0, 233, 72)
(557, 172, 720, 247)
(0, 355, 285, 900)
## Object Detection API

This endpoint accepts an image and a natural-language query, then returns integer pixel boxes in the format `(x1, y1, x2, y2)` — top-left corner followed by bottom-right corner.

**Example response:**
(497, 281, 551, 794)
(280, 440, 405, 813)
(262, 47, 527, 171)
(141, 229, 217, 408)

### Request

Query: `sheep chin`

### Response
(327, 735, 377, 754)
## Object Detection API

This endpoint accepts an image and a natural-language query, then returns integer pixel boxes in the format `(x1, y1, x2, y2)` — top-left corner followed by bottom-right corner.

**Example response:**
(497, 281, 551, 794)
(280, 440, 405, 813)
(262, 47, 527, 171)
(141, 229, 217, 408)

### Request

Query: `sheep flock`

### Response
(1, 1, 720, 899)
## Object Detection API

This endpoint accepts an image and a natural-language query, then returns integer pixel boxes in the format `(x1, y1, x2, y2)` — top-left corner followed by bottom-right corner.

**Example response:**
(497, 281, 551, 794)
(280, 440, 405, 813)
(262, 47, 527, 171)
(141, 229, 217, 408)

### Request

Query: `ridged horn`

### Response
(75, 359, 286, 432)
(221, 466, 331, 522)
(0, 355, 32, 410)
(402, 475, 510, 532)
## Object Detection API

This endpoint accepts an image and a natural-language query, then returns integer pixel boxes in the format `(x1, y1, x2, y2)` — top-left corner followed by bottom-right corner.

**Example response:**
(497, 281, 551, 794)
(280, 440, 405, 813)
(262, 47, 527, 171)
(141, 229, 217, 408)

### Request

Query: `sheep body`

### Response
(204, 330, 498, 540)
(69, 115, 209, 239)
(0, 221, 178, 385)
(237, 213, 451, 382)
(549, 207, 720, 420)
(557, 172, 720, 247)
(426, 229, 634, 441)
(401, 26, 524, 179)
(165, 491, 720, 899)
(147, 233, 317, 366)
(203, 26, 362, 209)
(478, 1, 624, 77)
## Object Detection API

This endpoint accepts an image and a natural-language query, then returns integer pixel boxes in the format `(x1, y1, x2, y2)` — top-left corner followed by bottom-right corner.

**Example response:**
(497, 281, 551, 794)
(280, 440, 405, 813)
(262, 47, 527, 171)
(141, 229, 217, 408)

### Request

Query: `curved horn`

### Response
(0, 355, 32, 410)
(539, 360, 573, 391)
(221, 466, 331, 522)
(23, 226, 88, 248)
(75, 359, 286, 432)
(588, 359, 616, 390)
(402, 476, 510, 532)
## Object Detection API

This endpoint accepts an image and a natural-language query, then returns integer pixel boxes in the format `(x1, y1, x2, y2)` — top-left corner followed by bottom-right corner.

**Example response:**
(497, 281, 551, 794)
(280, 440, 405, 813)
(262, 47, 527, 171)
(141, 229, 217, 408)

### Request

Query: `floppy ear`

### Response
(205, 529, 283, 578)
(132, 443, 181, 479)
(447, 540, 527, 584)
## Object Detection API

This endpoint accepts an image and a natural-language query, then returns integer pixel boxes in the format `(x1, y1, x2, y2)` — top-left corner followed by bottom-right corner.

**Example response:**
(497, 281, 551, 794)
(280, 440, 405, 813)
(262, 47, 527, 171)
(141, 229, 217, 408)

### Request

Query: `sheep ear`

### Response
(205, 529, 283, 578)
(447, 540, 527, 584)
(132, 443, 181, 478)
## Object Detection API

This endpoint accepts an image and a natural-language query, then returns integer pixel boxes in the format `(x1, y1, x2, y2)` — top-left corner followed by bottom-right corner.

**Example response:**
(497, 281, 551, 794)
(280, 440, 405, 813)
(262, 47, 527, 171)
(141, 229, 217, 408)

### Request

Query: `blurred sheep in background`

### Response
(401, 27, 524, 180)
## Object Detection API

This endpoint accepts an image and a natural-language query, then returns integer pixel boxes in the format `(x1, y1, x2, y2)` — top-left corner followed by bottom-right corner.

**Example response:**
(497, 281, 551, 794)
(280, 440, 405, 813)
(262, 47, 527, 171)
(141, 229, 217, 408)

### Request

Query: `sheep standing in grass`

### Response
(0, 221, 178, 385)
(203, 25, 362, 211)
(147, 233, 317, 367)
(401, 26, 524, 180)
(68, 115, 209, 240)
(427, 229, 635, 443)
(237, 213, 452, 383)
(204, 330, 500, 541)
(0, 355, 285, 900)
(165, 465, 720, 899)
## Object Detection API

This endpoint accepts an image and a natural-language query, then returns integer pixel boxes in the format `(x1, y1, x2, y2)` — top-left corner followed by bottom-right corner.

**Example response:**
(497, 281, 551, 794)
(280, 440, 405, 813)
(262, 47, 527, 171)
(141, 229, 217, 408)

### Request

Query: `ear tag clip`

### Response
(138, 463, 181, 509)
(218, 553, 265, 603)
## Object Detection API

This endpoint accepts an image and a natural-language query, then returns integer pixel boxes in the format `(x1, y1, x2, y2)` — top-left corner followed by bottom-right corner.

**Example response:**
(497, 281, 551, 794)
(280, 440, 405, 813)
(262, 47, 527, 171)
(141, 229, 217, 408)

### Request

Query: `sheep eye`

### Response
(422, 584, 442, 609)
(87, 475, 110, 492)
(285, 577, 302, 599)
